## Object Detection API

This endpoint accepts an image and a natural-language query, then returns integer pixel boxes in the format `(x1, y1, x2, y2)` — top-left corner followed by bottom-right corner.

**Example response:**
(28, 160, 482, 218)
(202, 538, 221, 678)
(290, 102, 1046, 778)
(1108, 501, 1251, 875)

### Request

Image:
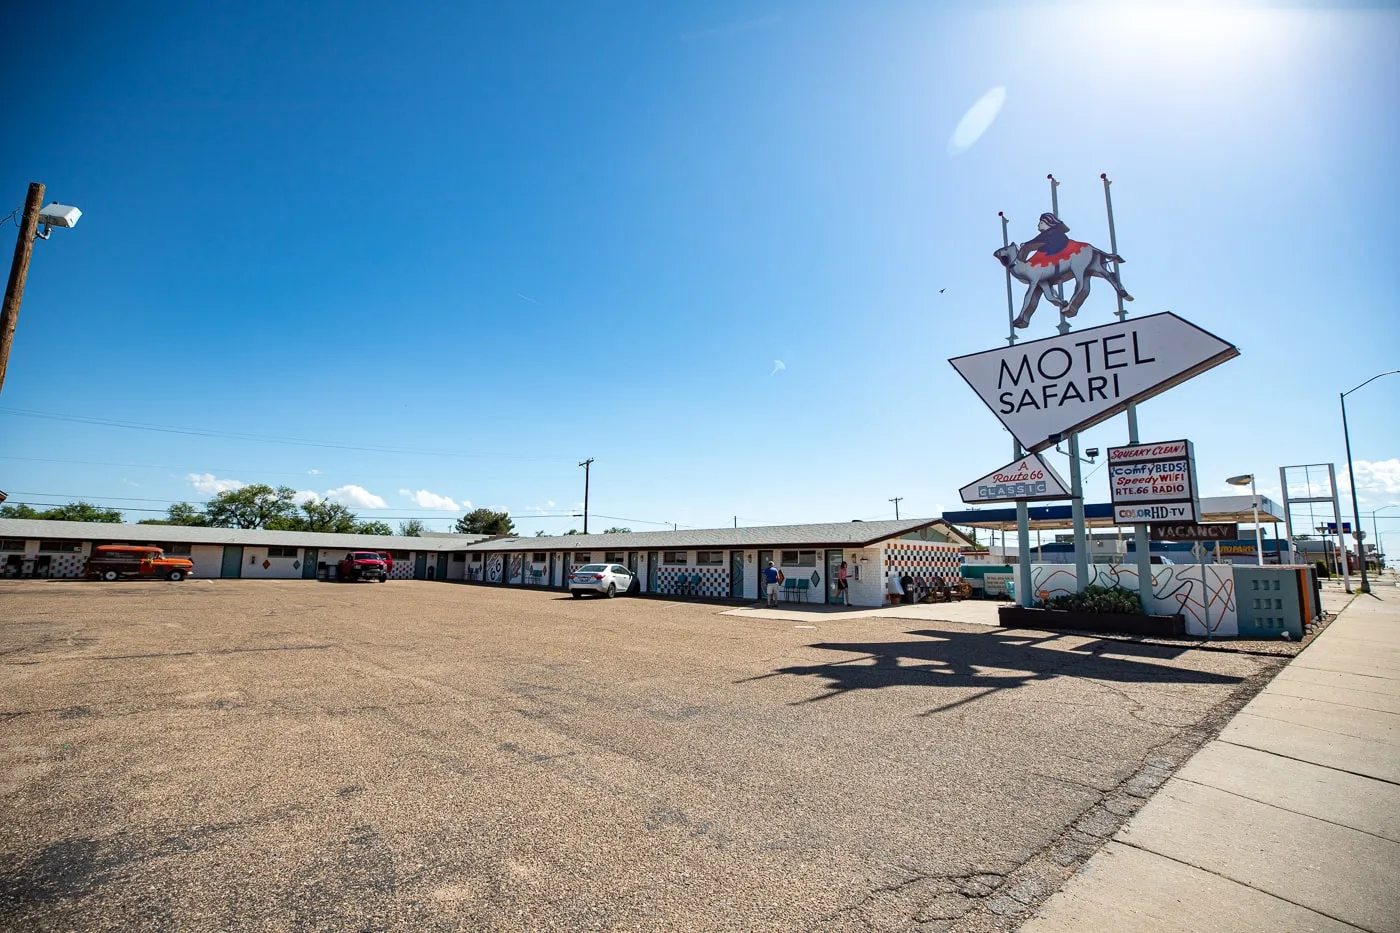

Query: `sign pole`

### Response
(1328, 463, 1352, 593)
(1102, 174, 1154, 609)
(1001, 212, 1034, 607)
(1050, 174, 1089, 592)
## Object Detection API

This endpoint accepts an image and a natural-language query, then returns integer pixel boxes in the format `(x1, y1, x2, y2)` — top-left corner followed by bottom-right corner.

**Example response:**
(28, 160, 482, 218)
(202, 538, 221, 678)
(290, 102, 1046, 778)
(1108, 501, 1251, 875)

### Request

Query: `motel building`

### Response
(0, 519, 488, 582)
(0, 517, 972, 608)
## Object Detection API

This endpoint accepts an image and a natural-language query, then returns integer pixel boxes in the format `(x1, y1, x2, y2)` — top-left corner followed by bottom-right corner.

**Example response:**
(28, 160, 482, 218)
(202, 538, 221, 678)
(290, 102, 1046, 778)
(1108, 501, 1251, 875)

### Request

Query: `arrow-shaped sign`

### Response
(948, 312, 1238, 453)
(959, 453, 1070, 504)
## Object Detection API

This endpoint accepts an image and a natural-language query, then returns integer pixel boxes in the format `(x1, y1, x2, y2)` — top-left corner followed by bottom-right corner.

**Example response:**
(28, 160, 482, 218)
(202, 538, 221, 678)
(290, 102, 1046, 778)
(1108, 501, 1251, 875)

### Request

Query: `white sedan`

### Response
(569, 563, 635, 598)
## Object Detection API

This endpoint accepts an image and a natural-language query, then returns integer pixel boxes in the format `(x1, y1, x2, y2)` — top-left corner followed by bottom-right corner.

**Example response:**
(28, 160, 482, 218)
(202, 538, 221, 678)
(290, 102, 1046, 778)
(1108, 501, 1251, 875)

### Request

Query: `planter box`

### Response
(998, 606, 1186, 637)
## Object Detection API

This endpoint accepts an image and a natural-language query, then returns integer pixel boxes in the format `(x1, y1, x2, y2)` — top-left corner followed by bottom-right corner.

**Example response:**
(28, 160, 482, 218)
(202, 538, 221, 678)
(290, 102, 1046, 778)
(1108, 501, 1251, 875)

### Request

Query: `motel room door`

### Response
(730, 551, 744, 599)
(302, 549, 319, 579)
(413, 553, 428, 580)
(220, 546, 243, 579)
(435, 553, 449, 580)
(825, 550, 843, 604)
(646, 552, 658, 593)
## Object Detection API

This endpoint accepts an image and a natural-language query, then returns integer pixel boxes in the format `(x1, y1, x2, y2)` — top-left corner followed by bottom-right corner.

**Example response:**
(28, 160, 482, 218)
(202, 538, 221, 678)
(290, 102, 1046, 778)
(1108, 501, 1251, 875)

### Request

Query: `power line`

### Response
(0, 407, 576, 462)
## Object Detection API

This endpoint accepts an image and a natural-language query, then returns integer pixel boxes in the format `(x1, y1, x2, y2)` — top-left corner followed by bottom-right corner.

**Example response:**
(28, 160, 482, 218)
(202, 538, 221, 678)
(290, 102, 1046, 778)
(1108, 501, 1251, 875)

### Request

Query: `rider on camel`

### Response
(1017, 212, 1071, 262)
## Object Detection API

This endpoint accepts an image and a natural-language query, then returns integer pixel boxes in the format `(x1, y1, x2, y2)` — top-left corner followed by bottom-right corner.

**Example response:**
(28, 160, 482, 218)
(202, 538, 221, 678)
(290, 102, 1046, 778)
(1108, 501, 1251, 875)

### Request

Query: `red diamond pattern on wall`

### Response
(262, 559, 270, 570)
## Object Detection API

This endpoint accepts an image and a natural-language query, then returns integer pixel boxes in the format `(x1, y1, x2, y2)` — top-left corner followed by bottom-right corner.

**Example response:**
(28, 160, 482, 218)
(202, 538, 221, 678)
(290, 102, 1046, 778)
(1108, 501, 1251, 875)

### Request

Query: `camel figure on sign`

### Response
(993, 240, 1133, 329)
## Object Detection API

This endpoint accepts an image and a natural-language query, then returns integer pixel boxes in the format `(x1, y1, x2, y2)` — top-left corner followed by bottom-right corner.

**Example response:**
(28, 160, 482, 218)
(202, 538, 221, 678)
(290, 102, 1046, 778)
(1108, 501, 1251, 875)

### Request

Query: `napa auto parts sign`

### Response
(948, 313, 1238, 454)
(1107, 439, 1200, 524)
(960, 454, 1070, 504)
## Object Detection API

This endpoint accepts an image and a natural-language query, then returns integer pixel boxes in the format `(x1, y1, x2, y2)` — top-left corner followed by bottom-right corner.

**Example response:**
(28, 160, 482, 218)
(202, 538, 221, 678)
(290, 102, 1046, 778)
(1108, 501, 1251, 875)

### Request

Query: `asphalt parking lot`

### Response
(0, 580, 1285, 932)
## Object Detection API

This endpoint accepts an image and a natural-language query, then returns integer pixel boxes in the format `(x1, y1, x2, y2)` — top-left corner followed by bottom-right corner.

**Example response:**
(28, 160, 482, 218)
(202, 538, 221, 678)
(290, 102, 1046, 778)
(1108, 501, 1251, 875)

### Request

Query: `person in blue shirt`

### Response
(764, 560, 781, 606)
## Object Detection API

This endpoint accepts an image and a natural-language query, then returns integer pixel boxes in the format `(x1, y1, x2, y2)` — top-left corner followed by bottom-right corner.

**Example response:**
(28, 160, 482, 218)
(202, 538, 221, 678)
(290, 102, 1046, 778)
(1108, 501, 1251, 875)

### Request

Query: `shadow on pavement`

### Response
(741, 627, 1243, 713)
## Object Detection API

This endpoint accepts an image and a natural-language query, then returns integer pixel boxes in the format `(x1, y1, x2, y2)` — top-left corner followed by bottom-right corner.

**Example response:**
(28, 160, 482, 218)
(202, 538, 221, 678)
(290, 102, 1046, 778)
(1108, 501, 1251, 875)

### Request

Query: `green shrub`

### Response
(1314, 560, 1331, 579)
(1036, 584, 1144, 615)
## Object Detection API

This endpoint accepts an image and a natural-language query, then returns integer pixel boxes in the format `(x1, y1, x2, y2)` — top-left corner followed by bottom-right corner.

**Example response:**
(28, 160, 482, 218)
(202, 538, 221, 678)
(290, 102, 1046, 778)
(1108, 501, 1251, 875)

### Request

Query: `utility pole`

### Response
(0, 183, 46, 396)
(578, 458, 593, 534)
(889, 497, 903, 520)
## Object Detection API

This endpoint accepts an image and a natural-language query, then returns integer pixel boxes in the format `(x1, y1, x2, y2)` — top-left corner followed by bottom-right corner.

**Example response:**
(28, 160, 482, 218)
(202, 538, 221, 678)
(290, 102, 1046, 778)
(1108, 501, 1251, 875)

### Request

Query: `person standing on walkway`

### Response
(837, 561, 850, 605)
(765, 560, 780, 606)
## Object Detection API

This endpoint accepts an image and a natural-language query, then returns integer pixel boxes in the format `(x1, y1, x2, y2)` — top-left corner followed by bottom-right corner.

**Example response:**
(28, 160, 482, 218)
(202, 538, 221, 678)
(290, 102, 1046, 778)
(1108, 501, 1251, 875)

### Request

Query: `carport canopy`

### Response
(941, 494, 1285, 533)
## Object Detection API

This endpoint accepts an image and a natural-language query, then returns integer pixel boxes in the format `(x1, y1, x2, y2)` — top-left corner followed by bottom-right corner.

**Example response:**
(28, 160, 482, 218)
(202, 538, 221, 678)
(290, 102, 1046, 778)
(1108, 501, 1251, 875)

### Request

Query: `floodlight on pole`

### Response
(1, 184, 83, 396)
(1226, 474, 1264, 566)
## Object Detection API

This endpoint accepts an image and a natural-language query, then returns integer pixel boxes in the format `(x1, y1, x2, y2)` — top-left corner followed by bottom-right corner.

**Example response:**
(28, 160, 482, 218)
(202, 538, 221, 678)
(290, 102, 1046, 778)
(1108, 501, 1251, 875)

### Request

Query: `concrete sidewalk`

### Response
(1022, 575, 1400, 933)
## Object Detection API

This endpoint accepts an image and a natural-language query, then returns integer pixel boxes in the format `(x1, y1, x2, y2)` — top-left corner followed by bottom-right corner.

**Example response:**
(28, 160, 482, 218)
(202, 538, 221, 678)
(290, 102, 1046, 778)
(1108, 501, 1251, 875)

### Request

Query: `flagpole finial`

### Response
(1100, 173, 1109, 181)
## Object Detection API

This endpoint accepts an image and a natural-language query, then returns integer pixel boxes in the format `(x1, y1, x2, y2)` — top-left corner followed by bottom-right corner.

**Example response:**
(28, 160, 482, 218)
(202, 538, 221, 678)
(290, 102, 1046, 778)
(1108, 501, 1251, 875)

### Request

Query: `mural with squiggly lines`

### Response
(1029, 562, 1237, 636)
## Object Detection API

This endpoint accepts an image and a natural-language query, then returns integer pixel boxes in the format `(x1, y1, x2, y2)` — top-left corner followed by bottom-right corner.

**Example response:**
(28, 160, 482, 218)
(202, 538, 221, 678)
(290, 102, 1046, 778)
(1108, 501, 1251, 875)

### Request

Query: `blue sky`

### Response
(2, 1, 1397, 538)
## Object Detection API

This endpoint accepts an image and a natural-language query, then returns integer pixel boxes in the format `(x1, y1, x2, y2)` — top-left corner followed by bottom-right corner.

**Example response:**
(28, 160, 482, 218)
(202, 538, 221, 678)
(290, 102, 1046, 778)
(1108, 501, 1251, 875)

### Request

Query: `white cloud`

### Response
(187, 473, 245, 495)
(398, 488, 461, 511)
(1355, 459, 1400, 496)
(293, 490, 321, 506)
(547, 500, 556, 508)
(307, 469, 323, 476)
(324, 485, 387, 509)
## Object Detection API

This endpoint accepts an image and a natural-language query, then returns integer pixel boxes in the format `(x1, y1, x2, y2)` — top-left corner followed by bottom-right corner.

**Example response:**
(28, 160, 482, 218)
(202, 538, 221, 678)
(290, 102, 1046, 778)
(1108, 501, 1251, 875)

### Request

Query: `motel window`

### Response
(531, 552, 547, 563)
(388, 550, 410, 560)
(452, 553, 465, 562)
(663, 551, 688, 565)
(162, 543, 193, 556)
(266, 546, 298, 558)
(696, 551, 723, 566)
(470, 553, 482, 563)
(604, 551, 623, 563)
(0, 538, 25, 551)
(575, 553, 592, 563)
(781, 550, 817, 567)
(38, 540, 82, 553)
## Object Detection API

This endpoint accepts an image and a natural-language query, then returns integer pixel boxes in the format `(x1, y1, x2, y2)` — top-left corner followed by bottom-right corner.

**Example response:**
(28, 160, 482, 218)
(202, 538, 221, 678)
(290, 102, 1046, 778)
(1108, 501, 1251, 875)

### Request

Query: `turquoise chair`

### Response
(782, 578, 797, 601)
(796, 578, 810, 602)
(689, 573, 702, 596)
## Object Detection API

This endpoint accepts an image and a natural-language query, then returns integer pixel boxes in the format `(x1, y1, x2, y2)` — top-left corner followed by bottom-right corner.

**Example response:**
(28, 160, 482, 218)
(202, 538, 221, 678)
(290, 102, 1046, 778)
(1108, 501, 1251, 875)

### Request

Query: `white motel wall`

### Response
(0, 521, 487, 582)
(0, 518, 970, 608)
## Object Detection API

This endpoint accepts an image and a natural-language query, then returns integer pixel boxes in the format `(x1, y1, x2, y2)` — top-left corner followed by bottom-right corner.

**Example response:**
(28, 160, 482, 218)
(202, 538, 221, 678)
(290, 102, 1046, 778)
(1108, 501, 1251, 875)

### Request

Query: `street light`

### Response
(1, 183, 82, 396)
(1341, 370, 1400, 594)
(1372, 504, 1397, 574)
(1226, 474, 1264, 566)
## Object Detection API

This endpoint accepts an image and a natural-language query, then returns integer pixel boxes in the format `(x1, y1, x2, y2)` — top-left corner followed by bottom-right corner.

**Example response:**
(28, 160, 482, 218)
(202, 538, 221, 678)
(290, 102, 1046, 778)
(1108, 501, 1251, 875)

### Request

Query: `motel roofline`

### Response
(0, 519, 489, 552)
(0, 517, 975, 555)
(466, 519, 975, 553)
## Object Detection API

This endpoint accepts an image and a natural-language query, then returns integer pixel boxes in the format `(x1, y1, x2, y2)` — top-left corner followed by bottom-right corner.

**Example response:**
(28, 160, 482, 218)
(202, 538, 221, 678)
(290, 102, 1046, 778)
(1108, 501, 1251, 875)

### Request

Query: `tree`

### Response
(535, 529, 547, 537)
(6, 501, 124, 523)
(139, 502, 209, 526)
(456, 508, 515, 536)
(204, 484, 300, 529)
(398, 519, 426, 537)
(356, 520, 393, 536)
(563, 529, 583, 535)
(602, 526, 631, 534)
(297, 499, 360, 534)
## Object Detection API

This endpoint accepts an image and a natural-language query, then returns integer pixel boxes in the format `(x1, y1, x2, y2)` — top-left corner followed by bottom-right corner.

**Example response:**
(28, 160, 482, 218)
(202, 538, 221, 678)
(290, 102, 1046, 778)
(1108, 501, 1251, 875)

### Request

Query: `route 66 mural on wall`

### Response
(487, 554, 503, 583)
(993, 212, 1133, 330)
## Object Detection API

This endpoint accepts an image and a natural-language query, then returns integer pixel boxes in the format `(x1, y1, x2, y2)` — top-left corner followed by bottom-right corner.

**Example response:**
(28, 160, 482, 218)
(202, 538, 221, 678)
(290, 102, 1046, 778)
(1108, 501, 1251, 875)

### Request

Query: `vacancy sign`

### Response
(948, 313, 1238, 454)
(1108, 439, 1201, 524)
(960, 454, 1070, 504)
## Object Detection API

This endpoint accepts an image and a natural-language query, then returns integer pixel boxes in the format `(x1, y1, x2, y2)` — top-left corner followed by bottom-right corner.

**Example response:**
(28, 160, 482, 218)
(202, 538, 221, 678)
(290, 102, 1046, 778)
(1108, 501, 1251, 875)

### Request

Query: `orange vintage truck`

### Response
(86, 545, 194, 581)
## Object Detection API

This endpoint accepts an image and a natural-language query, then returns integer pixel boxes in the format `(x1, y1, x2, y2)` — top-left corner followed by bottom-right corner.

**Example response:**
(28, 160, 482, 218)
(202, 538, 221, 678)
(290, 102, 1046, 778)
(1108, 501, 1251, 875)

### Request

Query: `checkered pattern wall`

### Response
(656, 565, 730, 598)
(884, 540, 963, 584)
(1, 549, 88, 578)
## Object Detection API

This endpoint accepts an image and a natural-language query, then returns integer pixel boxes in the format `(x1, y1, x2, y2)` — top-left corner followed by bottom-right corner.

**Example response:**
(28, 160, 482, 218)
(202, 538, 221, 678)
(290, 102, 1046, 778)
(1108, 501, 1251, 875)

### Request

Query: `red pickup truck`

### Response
(336, 551, 388, 583)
